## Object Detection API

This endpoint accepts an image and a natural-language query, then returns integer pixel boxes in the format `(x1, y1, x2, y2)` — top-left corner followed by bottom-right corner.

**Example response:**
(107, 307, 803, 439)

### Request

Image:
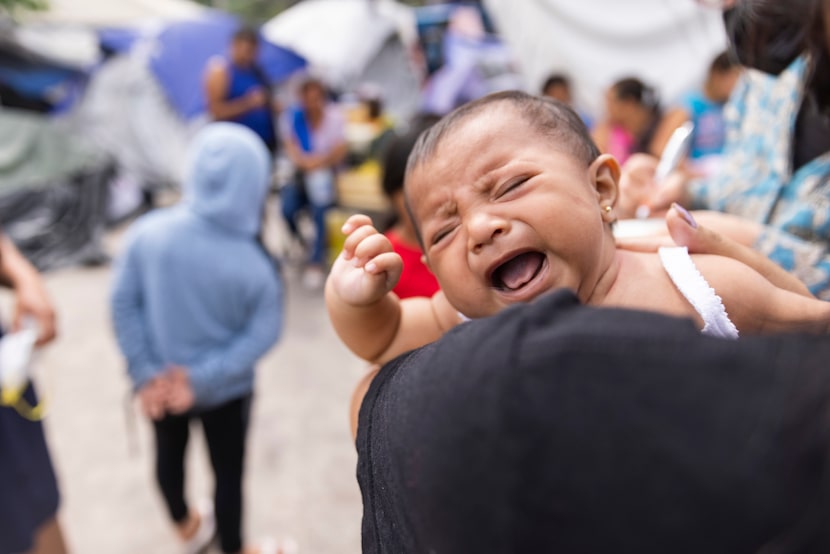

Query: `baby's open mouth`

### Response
(491, 252, 546, 291)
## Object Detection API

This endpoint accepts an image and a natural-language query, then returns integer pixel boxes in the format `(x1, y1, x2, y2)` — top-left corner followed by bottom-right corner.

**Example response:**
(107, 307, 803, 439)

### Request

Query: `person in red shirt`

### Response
(381, 115, 441, 299)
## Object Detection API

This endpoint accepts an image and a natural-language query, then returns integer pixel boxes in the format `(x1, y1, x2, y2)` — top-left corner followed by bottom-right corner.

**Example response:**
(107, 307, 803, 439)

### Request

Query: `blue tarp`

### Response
(97, 27, 143, 55)
(0, 37, 86, 111)
(147, 11, 307, 119)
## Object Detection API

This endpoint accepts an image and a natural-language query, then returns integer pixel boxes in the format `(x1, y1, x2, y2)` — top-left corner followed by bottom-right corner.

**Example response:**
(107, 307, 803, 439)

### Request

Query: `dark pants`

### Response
(0, 383, 60, 554)
(153, 395, 251, 554)
(281, 182, 331, 266)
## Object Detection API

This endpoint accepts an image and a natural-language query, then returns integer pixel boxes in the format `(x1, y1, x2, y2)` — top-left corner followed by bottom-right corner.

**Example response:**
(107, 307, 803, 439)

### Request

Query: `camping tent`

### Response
(0, 30, 87, 112)
(482, 0, 727, 118)
(70, 10, 306, 194)
(262, 0, 421, 121)
(418, 4, 524, 116)
(2, 3, 306, 270)
(0, 108, 112, 270)
(14, 0, 207, 67)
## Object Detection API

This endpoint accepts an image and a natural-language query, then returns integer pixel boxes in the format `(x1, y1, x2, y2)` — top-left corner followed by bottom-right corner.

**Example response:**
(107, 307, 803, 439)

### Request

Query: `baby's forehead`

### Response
(405, 161, 447, 213)
(407, 106, 525, 178)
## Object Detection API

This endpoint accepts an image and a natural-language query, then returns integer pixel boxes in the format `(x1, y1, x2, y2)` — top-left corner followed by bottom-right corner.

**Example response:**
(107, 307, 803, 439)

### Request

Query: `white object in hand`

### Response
(0, 327, 38, 400)
(637, 121, 695, 219)
(655, 121, 694, 184)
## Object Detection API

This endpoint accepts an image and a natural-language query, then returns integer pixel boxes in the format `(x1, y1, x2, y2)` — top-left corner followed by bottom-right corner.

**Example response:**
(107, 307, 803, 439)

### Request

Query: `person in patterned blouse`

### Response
(619, 0, 830, 299)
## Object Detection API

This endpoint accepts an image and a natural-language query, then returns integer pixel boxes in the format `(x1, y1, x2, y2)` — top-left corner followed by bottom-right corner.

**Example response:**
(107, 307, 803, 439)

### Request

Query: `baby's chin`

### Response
(453, 297, 518, 321)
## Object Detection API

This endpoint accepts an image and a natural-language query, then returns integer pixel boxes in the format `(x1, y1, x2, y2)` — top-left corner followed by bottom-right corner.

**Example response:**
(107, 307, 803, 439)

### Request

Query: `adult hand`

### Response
(245, 87, 267, 110)
(13, 278, 57, 347)
(138, 377, 169, 421)
(165, 366, 195, 415)
(299, 153, 327, 172)
(617, 154, 659, 219)
(617, 204, 812, 297)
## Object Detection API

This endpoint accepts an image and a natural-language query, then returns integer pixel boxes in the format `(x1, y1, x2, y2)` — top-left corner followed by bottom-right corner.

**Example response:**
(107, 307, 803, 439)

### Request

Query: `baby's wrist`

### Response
(344, 290, 392, 310)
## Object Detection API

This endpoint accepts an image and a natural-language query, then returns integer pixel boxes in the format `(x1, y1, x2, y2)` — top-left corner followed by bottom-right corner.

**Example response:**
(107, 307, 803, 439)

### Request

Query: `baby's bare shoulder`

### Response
(611, 250, 703, 323)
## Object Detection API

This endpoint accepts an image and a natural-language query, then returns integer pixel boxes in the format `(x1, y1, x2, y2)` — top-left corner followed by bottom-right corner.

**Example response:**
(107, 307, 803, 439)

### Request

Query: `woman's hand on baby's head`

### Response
(327, 214, 404, 306)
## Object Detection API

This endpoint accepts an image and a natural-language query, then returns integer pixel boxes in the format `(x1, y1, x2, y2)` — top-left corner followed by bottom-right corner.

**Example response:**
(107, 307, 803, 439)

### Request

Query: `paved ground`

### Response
(12, 209, 368, 553)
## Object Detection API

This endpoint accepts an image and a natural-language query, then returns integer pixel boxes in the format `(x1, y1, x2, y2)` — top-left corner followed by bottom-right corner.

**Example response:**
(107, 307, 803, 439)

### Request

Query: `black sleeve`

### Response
(357, 289, 830, 554)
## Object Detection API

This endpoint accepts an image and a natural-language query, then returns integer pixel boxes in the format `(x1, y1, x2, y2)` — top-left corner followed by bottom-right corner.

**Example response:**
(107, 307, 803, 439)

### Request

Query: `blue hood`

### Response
(184, 122, 270, 236)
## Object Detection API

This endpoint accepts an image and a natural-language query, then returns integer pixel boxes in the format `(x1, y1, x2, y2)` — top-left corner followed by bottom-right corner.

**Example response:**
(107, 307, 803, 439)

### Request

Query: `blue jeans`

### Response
(281, 182, 332, 265)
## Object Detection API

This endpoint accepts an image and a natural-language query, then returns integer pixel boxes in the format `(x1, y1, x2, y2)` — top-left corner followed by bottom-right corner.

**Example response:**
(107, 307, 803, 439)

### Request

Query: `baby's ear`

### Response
(589, 154, 620, 215)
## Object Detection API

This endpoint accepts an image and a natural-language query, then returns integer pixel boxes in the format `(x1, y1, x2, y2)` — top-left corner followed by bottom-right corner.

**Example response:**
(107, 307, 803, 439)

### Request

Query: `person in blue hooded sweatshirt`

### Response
(111, 122, 283, 554)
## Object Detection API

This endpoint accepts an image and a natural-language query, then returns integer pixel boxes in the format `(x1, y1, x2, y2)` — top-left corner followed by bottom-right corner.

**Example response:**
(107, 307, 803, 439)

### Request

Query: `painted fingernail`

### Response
(672, 203, 697, 229)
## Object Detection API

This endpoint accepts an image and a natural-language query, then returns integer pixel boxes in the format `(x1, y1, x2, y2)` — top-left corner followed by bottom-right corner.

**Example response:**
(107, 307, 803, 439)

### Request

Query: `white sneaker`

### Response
(182, 499, 216, 554)
(302, 266, 325, 291)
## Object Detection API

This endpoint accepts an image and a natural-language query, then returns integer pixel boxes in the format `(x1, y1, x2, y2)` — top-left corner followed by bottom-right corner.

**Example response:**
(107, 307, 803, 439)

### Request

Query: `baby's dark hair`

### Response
(407, 90, 601, 179)
(404, 91, 600, 248)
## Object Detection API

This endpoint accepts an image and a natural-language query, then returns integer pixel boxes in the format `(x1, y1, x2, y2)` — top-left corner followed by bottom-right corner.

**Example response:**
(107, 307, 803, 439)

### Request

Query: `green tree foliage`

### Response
(0, 0, 48, 14)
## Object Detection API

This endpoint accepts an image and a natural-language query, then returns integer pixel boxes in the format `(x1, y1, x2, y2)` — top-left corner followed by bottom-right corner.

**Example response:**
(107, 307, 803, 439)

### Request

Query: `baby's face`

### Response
(407, 106, 617, 318)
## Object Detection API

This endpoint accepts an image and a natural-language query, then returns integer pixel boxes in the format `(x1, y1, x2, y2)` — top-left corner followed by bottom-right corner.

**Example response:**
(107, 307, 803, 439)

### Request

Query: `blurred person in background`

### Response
(361, 88, 396, 165)
(343, 88, 396, 169)
(0, 234, 65, 554)
(540, 73, 593, 128)
(592, 77, 663, 164)
(618, 0, 830, 299)
(204, 27, 278, 154)
(379, 114, 441, 301)
(111, 123, 285, 554)
(280, 77, 347, 290)
(651, 51, 742, 177)
(541, 73, 573, 104)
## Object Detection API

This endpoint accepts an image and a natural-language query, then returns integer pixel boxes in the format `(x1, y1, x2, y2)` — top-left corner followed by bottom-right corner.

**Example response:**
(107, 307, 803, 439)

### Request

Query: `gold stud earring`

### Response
(603, 205, 612, 214)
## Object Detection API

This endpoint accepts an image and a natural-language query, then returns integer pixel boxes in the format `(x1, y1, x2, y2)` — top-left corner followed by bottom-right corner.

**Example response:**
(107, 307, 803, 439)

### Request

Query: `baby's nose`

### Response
(468, 212, 509, 252)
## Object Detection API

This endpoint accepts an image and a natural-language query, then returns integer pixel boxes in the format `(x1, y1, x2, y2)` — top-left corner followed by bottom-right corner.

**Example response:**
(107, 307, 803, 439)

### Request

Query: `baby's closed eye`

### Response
(495, 176, 531, 198)
(430, 225, 456, 246)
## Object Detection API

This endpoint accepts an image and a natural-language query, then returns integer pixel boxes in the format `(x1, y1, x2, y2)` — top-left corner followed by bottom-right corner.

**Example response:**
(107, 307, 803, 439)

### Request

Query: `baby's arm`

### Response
(692, 254, 830, 335)
(326, 215, 460, 364)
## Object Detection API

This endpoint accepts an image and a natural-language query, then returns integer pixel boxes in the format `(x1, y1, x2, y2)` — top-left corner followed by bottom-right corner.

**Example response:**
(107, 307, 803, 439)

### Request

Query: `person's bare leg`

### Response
(27, 516, 68, 554)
